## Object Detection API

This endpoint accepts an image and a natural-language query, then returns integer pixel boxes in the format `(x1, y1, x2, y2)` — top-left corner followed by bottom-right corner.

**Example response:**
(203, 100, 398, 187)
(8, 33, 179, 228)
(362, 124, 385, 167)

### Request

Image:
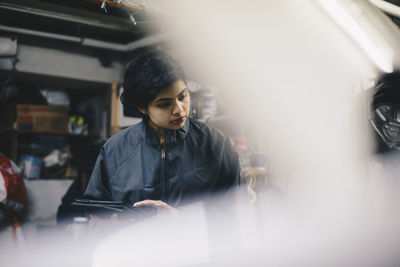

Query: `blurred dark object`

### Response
(188, 90, 200, 119)
(69, 94, 106, 137)
(18, 135, 70, 179)
(370, 71, 400, 153)
(199, 89, 217, 121)
(70, 199, 157, 220)
(0, 85, 18, 103)
(189, 88, 218, 121)
(68, 115, 88, 135)
(19, 154, 43, 180)
(14, 86, 48, 105)
(57, 140, 104, 226)
(42, 148, 72, 178)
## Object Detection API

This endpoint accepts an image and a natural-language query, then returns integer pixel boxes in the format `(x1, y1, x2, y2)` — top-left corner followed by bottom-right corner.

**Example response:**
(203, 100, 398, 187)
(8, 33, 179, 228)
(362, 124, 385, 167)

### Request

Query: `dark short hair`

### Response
(121, 50, 186, 117)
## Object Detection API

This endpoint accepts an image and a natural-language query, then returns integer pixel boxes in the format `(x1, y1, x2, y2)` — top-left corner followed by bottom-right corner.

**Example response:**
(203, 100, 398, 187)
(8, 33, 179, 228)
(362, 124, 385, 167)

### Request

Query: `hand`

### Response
(133, 200, 178, 215)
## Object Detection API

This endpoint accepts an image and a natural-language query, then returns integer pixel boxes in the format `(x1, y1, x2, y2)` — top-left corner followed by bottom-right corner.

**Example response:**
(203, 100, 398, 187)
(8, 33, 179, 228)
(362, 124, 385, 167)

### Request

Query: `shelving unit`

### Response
(0, 72, 116, 180)
(0, 0, 158, 235)
(1, 129, 99, 161)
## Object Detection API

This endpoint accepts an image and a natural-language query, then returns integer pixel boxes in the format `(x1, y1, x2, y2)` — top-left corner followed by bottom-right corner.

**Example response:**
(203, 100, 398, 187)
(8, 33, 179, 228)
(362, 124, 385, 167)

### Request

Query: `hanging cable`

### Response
(98, 0, 141, 25)
(0, 39, 19, 101)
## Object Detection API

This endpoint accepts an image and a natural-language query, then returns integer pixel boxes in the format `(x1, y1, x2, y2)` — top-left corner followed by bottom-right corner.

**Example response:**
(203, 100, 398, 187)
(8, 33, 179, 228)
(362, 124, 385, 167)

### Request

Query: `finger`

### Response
(134, 200, 162, 206)
(133, 200, 149, 206)
(134, 200, 172, 211)
(133, 200, 150, 206)
(133, 200, 178, 215)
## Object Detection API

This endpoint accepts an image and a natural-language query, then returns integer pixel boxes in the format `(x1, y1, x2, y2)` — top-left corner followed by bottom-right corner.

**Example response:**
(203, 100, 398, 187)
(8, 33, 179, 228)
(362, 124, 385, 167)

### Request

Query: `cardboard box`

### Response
(16, 105, 69, 134)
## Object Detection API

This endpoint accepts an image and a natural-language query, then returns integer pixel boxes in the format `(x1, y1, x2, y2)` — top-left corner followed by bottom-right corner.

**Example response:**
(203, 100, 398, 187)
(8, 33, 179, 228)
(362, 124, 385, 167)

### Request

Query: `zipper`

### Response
(160, 145, 167, 201)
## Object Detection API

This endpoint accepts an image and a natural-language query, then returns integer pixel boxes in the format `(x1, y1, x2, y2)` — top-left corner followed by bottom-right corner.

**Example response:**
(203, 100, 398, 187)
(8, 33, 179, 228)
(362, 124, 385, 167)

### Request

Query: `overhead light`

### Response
(317, 0, 393, 73)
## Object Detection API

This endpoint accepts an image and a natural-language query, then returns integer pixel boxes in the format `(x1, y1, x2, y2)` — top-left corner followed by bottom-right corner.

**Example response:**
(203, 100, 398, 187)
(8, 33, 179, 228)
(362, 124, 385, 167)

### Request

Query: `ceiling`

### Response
(2, 0, 400, 53)
(0, 0, 160, 48)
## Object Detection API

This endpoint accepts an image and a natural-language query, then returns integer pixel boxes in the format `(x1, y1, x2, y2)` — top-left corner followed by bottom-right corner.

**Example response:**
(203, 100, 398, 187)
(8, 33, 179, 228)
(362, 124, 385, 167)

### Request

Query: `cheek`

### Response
(150, 110, 170, 122)
(184, 99, 191, 110)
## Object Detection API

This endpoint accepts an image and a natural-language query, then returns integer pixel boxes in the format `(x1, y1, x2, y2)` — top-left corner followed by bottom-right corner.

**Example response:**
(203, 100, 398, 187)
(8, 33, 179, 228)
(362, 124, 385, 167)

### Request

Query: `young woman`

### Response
(84, 51, 241, 212)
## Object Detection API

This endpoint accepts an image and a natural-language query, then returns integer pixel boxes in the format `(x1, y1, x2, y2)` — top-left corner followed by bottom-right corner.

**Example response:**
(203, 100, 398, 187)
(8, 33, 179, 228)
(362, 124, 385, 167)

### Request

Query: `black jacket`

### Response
(84, 118, 241, 206)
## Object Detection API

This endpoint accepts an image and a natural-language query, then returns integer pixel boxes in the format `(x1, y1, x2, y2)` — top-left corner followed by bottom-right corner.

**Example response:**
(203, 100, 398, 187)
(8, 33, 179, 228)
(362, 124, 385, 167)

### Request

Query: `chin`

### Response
(170, 124, 185, 130)
(169, 120, 186, 129)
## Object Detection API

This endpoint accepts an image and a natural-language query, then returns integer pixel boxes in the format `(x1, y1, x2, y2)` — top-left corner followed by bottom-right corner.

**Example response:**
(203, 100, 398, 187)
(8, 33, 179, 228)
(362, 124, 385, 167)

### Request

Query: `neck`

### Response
(148, 119, 166, 145)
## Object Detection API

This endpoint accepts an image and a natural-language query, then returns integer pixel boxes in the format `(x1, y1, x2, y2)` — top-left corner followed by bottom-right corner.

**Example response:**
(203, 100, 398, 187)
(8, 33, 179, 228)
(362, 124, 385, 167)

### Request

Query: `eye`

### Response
(178, 93, 187, 101)
(157, 102, 171, 109)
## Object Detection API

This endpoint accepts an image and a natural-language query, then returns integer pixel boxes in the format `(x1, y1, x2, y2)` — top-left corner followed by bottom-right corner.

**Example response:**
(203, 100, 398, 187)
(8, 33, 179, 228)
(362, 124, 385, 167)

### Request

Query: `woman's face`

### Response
(140, 80, 191, 132)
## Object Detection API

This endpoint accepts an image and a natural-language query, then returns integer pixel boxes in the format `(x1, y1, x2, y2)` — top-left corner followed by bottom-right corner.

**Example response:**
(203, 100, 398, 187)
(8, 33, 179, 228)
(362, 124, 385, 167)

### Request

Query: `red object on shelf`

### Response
(0, 153, 26, 211)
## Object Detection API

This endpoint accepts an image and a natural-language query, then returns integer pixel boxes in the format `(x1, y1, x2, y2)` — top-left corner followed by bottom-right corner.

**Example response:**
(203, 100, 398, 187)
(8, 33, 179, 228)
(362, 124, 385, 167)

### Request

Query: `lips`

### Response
(172, 116, 185, 124)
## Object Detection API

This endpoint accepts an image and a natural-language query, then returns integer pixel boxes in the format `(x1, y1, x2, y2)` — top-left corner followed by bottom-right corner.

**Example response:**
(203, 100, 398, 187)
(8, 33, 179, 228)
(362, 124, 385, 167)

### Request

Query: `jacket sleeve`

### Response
(213, 136, 243, 194)
(83, 147, 113, 200)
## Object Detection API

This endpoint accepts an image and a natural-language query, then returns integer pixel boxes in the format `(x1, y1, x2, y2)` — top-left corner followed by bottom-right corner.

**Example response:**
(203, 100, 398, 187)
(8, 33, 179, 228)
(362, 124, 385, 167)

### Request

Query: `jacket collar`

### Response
(142, 118, 190, 146)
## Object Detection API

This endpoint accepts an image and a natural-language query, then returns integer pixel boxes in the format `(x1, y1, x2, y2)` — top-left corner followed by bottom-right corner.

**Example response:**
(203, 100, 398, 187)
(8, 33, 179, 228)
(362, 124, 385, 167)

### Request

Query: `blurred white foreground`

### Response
(2, 188, 400, 267)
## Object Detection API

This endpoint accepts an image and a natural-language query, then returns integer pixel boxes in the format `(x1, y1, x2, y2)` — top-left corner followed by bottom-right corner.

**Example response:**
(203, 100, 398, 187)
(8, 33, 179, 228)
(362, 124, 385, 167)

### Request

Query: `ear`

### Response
(138, 106, 148, 115)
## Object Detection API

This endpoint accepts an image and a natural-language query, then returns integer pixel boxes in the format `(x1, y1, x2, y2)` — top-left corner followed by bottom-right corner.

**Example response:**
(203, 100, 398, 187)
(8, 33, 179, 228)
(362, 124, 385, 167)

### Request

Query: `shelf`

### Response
(26, 177, 77, 181)
(0, 70, 112, 91)
(13, 129, 99, 139)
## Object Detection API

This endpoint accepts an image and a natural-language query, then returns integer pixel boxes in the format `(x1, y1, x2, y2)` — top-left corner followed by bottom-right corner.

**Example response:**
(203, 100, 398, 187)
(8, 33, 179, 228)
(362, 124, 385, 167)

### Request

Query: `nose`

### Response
(171, 99, 184, 115)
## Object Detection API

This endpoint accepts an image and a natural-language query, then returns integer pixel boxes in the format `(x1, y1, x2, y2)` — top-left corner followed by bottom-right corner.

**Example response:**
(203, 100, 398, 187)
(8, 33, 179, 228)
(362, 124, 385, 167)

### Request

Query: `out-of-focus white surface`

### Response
(93, 202, 211, 267)
(24, 179, 72, 222)
(165, 0, 377, 198)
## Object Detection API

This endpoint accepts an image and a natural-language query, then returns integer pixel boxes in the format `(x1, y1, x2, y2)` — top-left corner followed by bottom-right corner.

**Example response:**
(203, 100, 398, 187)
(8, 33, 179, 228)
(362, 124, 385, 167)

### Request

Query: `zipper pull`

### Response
(161, 149, 166, 159)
